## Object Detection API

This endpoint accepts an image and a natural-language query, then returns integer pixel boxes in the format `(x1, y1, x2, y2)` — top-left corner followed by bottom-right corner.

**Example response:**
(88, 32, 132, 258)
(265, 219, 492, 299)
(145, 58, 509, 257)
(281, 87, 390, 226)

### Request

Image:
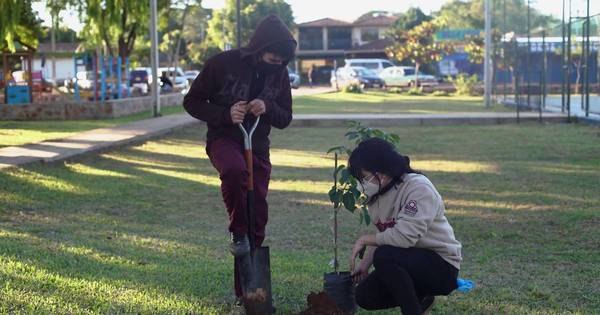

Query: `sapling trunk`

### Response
(333, 153, 339, 274)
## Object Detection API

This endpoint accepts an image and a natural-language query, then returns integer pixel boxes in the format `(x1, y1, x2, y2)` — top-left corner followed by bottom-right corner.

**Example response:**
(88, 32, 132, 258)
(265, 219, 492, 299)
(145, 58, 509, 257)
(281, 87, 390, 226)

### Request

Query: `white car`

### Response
(344, 59, 395, 74)
(379, 66, 438, 87)
(184, 70, 200, 83)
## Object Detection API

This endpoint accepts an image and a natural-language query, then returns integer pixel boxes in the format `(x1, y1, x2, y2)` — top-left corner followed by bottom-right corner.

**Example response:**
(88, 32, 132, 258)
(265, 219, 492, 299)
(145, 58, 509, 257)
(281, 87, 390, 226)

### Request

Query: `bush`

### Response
(406, 87, 424, 96)
(343, 82, 363, 94)
(451, 74, 480, 96)
(387, 87, 403, 94)
(432, 90, 450, 97)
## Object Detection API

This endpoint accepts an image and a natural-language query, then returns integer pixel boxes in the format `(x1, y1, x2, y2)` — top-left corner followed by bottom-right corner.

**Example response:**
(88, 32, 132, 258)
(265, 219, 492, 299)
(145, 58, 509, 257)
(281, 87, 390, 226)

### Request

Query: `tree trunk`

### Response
(169, 5, 191, 83)
(414, 62, 420, 88)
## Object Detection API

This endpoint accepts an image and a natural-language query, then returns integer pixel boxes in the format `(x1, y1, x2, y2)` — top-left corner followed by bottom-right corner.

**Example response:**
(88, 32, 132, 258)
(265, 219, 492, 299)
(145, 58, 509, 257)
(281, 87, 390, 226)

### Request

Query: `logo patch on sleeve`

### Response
(404, 200, 418, 216)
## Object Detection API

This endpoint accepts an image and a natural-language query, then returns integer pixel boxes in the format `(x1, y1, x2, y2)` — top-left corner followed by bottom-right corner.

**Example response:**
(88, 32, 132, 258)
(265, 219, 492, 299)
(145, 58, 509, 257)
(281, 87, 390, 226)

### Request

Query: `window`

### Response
(360, 27, 379, 42)
(328, 27, 352, 50)
(383, 62, 394, 68)
(299, 28, 323, 50)
(353, 62, 379, 70)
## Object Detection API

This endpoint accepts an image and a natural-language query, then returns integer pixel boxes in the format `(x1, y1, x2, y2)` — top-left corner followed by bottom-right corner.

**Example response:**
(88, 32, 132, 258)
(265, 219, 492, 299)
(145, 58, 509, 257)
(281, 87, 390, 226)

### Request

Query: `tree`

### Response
(0, 0, 42, 52)
(182, 6, 215, 68)
(385, 19, 453, 87)
(159, 0, 201, 78)
(436, 0, 558, 33)
(79, 0, 169, 61)
(206, 0, 294, 51)
(393, 7, 432, 31)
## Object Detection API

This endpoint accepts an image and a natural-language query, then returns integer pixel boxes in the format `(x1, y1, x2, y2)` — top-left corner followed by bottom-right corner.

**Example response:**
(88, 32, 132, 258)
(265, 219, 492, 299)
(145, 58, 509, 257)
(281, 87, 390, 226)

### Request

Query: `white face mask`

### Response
(358, 174, 380, 202)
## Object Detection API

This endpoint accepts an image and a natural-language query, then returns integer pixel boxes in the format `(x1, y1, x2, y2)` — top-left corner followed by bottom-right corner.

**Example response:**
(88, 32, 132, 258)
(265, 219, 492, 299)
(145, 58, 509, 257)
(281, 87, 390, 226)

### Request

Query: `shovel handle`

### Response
(238, 117, 260, 251)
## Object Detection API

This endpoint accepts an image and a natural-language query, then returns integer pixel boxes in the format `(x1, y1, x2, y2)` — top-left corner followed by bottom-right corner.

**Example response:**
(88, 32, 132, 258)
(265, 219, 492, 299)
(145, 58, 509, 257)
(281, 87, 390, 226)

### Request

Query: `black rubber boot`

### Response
(230, 232, 250, 257)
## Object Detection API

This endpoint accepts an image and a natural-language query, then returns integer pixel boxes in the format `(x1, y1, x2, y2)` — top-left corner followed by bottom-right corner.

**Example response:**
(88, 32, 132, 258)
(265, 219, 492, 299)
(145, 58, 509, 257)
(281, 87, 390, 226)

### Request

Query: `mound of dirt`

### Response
(297, 291, 350, 315)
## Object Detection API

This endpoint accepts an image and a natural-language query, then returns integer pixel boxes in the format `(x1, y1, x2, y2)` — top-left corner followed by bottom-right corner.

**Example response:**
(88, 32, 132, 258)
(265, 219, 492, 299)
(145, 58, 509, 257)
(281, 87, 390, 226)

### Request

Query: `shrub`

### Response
(406, 87, 424, 96)
(451, 74, 480, 96)
(432, 90, 450, 97)
(387, 87, 404, 94)
(342, 82, 363, 94)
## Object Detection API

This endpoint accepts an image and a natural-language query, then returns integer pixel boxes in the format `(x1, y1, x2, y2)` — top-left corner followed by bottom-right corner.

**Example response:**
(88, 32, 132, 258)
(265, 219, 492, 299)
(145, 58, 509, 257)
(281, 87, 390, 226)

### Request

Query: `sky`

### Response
(32, 0, 600, 32)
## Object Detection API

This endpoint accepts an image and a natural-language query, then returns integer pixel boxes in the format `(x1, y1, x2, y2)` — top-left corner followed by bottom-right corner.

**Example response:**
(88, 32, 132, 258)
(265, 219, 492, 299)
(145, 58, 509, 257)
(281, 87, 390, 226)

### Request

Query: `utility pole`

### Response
(584, 0, 590, 117)
(484, 0, 492, 108)
(150, 0, 161, 117)
(561, 0, 566, 112)
(236, 0, 242, 48)
(526, 0, 531, 108)
(51, 13, 57, 81)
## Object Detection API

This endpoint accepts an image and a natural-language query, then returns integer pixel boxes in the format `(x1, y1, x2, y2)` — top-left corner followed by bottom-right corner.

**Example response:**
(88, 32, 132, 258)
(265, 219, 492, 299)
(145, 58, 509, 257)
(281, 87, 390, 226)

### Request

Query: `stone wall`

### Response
(0, 93, 184, 120)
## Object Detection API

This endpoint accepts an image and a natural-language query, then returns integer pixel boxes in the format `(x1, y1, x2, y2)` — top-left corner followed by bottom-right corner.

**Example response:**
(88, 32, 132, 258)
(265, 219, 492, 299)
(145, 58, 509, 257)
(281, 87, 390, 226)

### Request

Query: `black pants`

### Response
(355, 246, 459, 315)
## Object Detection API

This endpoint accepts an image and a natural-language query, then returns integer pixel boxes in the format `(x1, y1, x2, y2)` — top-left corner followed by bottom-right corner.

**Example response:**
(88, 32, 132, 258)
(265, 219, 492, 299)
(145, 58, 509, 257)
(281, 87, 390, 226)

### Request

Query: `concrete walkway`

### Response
(0, 111, 568, 170)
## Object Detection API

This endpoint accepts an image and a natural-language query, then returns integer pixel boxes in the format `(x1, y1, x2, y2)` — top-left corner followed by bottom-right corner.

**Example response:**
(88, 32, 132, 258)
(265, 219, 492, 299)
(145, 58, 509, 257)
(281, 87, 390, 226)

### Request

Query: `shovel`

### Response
(237, 116, 274, 315)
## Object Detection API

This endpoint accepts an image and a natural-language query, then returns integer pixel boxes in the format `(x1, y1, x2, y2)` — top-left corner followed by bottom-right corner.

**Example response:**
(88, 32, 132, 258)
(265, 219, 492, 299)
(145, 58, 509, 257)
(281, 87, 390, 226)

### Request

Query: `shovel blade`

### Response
(237, 247, 273, 315)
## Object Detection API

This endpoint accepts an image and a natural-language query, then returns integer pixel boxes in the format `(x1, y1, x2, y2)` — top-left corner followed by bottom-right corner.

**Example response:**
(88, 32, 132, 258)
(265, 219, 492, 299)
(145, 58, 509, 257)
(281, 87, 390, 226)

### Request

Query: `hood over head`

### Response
(240, 14, 297, 64)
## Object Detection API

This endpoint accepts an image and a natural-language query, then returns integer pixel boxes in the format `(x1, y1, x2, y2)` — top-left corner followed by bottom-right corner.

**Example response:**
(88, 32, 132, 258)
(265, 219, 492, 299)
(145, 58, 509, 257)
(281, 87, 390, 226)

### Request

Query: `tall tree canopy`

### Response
(0, 0, 42, 52)
(79, 0, 169, 60)
(206, 0, 294, 50)
(393, 7, 432, 31)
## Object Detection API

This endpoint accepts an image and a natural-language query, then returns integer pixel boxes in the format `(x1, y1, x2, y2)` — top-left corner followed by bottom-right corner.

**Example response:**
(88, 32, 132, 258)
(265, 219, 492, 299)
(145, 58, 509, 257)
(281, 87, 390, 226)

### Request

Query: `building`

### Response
(294, 15, 398, 82)
(32, 43, 80, 80)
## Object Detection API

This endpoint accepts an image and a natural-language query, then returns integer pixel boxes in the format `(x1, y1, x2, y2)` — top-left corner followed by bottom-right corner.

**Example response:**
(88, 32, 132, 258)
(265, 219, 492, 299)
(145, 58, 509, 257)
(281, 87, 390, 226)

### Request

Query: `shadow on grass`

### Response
(0, 123, 599, 313)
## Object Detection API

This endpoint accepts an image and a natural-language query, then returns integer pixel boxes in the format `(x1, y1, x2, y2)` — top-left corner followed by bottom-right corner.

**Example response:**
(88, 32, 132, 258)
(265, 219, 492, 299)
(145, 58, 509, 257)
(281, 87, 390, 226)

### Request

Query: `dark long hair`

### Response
(348, 137, 420, 203)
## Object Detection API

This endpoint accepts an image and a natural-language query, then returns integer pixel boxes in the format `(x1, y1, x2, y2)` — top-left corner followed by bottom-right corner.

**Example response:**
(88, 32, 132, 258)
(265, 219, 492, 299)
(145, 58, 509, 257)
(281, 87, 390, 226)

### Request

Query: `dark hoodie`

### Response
(183, 15, 296, 158)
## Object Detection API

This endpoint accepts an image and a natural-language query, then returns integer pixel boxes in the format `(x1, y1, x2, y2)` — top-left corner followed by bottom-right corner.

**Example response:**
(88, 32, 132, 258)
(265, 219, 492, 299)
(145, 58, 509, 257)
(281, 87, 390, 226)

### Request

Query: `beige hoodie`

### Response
(370, 173, 462, 269)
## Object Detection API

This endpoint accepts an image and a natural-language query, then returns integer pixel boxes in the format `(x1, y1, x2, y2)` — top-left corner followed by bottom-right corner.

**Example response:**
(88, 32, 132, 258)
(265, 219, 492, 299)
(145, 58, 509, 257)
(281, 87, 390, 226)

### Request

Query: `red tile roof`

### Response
(299, 18, 352, 28)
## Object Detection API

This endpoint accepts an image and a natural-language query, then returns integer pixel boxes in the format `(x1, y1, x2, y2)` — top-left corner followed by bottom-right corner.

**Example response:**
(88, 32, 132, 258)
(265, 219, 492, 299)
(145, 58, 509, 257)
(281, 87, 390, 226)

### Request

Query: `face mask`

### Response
(256, 61, 284, 75)
(358, 174, 380, 202)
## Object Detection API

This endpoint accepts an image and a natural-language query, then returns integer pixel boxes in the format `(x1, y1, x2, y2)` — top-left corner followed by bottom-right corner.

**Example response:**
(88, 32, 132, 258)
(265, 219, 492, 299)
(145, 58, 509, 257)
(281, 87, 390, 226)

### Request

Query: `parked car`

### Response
(184, 70, 200, 83)
(309, 65, 334, 84)
(158, 67, 190, 92)
(288, 69, 300, 89)
(331, 66, 385, 89)
(344, 59, 395, 74)
(379, 66, 438, 87)
(130, 69, 150, 95)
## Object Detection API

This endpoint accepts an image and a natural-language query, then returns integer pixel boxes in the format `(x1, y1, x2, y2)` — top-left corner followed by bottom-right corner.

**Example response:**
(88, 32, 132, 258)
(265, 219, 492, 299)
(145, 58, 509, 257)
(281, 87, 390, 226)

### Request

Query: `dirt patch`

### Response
(297, 291, 350, 315)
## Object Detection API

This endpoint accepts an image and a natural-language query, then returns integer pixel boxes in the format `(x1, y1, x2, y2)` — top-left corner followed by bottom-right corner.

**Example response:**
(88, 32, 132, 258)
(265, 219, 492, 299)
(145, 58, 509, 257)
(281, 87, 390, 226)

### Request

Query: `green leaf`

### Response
(339, 168, 350, 184)
(328, 187, 341, 207)
(373, 129, 385, 138)
(342, 192, 357, 212)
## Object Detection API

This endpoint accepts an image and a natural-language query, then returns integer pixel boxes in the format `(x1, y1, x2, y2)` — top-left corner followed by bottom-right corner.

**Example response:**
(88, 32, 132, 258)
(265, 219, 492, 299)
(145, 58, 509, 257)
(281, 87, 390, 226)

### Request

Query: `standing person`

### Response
(347, 138, 462, 315)
(308, 64, 316, 88)
(183, 15, 296, 301)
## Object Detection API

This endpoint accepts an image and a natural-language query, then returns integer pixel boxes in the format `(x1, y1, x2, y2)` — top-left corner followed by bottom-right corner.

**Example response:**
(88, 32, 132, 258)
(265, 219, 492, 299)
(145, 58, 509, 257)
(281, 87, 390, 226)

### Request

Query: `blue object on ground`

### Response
(456, 278, 474, 293)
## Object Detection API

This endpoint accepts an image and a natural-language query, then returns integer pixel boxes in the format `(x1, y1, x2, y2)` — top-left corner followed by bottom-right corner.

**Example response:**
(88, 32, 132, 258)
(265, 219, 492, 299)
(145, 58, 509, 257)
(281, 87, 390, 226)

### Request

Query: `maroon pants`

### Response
(207, 137, 271, 297)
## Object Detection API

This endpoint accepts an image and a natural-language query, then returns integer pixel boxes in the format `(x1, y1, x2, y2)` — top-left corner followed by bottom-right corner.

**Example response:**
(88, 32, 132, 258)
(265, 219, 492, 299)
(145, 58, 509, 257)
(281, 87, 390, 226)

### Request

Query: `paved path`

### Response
(0, 111, 568, 170)
(291, 86, 336, 97)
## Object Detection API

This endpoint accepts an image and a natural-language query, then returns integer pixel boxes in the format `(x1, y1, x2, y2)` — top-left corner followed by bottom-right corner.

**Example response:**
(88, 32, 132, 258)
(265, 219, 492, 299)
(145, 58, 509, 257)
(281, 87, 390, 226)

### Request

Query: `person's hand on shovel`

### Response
(230, 101, 248, 124)
(248, 99, 266, 116)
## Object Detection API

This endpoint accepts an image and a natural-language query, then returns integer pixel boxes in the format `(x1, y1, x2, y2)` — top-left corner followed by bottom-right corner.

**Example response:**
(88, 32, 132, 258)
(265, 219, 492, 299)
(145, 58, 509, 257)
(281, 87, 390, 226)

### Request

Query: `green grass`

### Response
(0, 122, 598, 314)
(292, 91, 511, 114)
(1, 92, 511, 148)
(0, 106, 183, 148)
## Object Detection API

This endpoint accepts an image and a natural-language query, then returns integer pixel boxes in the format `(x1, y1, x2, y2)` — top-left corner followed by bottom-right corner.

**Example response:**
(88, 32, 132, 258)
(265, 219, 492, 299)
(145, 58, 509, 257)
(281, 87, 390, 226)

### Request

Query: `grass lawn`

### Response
(0, 106, 183, 148)
(292, 91, 511, 114)
(1, 122, 598, 314)
(0, 91, 510, 148)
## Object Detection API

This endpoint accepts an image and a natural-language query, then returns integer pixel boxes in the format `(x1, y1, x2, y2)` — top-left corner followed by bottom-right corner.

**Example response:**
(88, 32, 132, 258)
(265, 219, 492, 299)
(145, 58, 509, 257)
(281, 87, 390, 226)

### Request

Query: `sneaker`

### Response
(230, 232, 250, 257)
(421, 296, 435, 315)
